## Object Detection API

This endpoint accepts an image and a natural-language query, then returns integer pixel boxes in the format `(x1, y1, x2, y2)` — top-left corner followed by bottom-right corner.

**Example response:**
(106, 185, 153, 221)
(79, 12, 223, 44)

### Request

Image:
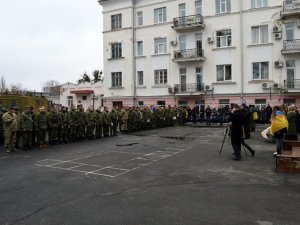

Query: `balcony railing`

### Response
(172, 14, 205, 31)
(281, 0, 300, 18)
(284, 79, 300, 89)
(282, 39, 300, 54)
(173, 48, 205, 63)
(174, 83, 205, 93)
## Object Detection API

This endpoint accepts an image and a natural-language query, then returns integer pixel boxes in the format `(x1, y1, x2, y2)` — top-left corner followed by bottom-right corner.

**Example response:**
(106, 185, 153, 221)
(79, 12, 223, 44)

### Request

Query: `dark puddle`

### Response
(160, 136, 194, 141)
(116, 143, 139, 147)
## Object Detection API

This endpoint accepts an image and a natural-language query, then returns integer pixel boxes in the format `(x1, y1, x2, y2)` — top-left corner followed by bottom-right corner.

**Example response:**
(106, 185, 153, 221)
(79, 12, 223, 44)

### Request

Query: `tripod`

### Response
(219, 125, 229, 157)
(219, 125, 250, 157)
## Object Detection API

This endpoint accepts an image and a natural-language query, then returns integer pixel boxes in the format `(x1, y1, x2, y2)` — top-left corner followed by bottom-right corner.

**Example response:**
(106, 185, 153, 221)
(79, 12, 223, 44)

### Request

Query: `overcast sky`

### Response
(0, 0, 103, 92)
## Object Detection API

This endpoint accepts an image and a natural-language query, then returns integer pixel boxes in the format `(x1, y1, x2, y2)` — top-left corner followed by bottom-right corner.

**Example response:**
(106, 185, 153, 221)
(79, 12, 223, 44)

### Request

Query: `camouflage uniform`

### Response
(85, 107, 96, 139)
(110, 108, 118, 136)
(2, 109, 18, 152)
(30, 107, 37, 146)
(59, 107, 69, 143)
(20, 108, 33, 150)
(78, 106, 86, 140)
(102, 106, 111, 137)
(95, 108, 103, 138)
(35, 108, 48, 147)
(14, 108, 22, 149)
(68, 107, 78, 141)
(48, 108, 59, 145)
(119, 107, 128, 132)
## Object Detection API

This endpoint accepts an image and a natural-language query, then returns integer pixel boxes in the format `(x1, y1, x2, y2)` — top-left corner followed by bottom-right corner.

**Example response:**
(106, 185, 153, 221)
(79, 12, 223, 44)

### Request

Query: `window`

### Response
(137, 11, 143, 26)
(137, 71, 144, 86)
(137, 41, 143, 56)
(111, 14, 122, 30)
(154, 7, 166, 24)
(216, 29, 232, 47)
(180, 68, 187, 92)
(179, 101, 188, 106)
(179, 3, 186, 17)
(251, 0, 267, 8)
(179, 35, 186, 51)
(154, 69, 168, 85)
(219, 99, 230, 108)
(196, 67, 203, 91)
(67, 96, 73, 108)
(82, 96, 87, 101)
(157, 101, 165, 106)
(154, 38, 167, 54)
(195, 0, 202, 15)
(286, 22, 294, 41)
(255, 99, 266, 110)
(286, 60, 295, 88)
(216, 0, 231, 14)
(252, 62, 269, 80)
(217, 65, 232, 81)
(251, 25, 268, 44)
(111, 43, 122, 58)
(138, 101, 144, 106)
(283, 99, 296, 105)
(111, 72, 122, 87)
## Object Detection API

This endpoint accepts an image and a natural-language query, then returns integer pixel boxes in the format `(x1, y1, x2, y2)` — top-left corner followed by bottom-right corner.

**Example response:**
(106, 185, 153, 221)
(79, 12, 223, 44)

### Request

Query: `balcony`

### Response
(172, 14, 205, 31)
(173, 83, 205, 94)
(281, 39, 300, 54)
(281, 0, 300, 19)
(284, 79, 300, 89)
(173, 48, 205, 63)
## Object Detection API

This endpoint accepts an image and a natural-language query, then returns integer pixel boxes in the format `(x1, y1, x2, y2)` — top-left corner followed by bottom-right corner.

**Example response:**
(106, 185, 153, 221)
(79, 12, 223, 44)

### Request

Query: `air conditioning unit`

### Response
(91, 94, 98, 99)
(273, 25, 282, 33)
(207, 37, 214, 44)
(274, 61, 283, 68)
(274, 32, 282, 40)
(262, 82, 271, 89)
(273, 83, 281, 89)
(205, 85, 213, 91)
(170, 40, 177, 46)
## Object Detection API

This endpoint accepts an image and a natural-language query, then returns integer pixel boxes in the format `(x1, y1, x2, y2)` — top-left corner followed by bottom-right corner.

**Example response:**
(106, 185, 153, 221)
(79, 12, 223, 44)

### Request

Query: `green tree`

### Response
(78, 72, 91, 84)
(92, 70, 103, 83)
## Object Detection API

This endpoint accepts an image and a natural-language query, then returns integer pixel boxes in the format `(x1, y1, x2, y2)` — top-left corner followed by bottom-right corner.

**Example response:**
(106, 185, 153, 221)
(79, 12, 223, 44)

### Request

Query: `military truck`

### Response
(0, 95, 50, 112)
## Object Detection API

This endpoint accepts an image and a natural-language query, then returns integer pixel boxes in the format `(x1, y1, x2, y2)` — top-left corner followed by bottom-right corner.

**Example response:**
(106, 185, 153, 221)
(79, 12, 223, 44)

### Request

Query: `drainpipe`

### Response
(239, 0, 244, 102)
(132, 0, 137, 106)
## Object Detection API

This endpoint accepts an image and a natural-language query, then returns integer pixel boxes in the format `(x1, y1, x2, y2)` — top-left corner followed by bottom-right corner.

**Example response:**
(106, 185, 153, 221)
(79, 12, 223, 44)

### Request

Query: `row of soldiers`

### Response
(2, 104, 189, 152)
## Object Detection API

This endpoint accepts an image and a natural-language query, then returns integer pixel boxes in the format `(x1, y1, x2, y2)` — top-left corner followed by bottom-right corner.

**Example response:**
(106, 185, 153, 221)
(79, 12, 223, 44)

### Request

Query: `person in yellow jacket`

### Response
(2, 107, 18, 153)
(270, 105, 288, 156)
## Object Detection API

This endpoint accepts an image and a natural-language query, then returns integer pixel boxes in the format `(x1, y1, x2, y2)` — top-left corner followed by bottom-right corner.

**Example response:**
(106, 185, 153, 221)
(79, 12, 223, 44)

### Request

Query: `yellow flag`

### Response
(270, 114, 288, 134)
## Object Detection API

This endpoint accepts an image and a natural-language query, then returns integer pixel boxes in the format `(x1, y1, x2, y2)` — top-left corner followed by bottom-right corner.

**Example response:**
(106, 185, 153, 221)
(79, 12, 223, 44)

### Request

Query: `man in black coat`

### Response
(229, 104, 244, 160)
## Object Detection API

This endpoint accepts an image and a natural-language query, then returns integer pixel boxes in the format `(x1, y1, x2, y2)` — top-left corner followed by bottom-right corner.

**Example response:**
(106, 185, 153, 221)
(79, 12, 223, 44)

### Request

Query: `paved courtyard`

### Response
(0, 124, 299, 225)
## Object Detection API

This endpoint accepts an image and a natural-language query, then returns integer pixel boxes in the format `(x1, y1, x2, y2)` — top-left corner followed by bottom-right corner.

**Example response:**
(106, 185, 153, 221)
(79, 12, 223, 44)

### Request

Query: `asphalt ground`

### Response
(0, 124, 299, 225)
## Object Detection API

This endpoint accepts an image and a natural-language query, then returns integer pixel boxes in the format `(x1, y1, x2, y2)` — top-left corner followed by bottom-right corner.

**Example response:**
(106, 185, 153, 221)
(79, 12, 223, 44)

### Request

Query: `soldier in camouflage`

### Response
(110, 106, 118, 136)
(102, 106, 111, 137)
(35, 106, 48, 148)
(95, 107, 103, 139)
(85, 106, 96, 139)
(47, 107, 59, 145)
(20, 106, 33, 150)
(2, 107, 18, 152)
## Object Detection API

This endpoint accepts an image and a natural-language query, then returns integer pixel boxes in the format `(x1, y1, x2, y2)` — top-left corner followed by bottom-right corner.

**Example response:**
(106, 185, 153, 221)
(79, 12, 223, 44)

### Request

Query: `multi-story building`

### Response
(98, 0, 300, 109)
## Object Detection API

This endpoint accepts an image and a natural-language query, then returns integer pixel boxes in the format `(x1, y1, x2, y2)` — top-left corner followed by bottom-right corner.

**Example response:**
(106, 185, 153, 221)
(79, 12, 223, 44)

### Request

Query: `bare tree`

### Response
(0, 76, 7, 94)
(10, 82, 26, 94)
(42, 80, 61, 94)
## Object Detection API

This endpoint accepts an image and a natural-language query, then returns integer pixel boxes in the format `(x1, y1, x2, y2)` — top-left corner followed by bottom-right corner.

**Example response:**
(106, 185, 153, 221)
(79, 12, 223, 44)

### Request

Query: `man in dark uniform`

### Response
(229, 104, 244, 160)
